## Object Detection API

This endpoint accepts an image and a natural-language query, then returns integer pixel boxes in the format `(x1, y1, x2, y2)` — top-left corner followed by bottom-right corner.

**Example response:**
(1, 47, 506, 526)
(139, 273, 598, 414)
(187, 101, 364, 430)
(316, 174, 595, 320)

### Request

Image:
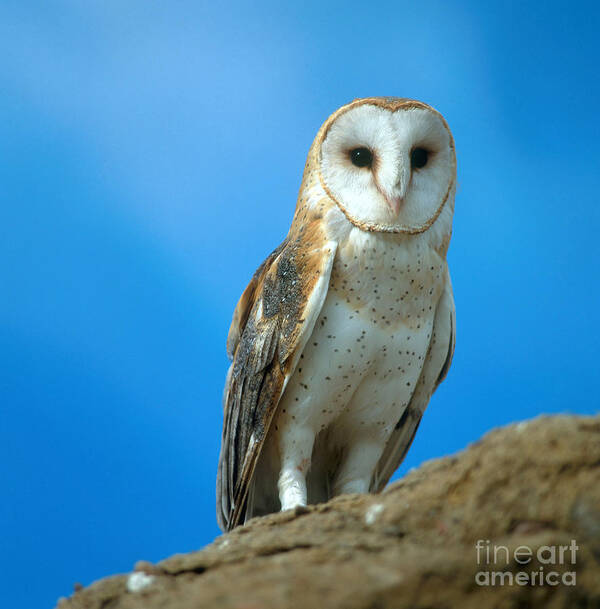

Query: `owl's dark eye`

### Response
(411, 147, 429, 169)
(349, 147, 373, 168)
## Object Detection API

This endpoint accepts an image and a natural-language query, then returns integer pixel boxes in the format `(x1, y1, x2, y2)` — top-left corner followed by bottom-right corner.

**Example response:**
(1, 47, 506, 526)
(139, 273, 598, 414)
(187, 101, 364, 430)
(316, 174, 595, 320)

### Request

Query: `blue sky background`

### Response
(2, 1, 599, 606)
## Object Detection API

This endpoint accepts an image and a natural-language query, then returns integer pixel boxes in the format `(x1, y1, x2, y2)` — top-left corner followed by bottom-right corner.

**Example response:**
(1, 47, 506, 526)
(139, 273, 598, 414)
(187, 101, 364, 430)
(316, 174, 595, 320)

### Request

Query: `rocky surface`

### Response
(57, 415, 600, 609)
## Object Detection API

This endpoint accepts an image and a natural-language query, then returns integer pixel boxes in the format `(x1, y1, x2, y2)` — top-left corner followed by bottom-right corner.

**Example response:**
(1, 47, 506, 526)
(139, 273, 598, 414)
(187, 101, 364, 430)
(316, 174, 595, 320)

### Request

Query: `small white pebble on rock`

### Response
(365, 503, 385, 525)
(127, 571, 155, 593)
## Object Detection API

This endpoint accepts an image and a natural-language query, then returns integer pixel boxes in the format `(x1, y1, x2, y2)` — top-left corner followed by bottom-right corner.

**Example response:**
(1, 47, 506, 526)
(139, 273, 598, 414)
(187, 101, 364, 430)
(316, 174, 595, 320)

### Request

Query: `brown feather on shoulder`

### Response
(217, 218, 337, 531)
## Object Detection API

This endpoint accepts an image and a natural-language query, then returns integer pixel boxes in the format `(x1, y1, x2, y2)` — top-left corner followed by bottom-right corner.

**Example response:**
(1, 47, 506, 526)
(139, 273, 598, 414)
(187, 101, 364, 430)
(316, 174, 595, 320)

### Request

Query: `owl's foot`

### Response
(333, 437, 385, 496)
(276, 425, 315, 511)
(278, 466, 308, 511)
(334, 478, 370, 495)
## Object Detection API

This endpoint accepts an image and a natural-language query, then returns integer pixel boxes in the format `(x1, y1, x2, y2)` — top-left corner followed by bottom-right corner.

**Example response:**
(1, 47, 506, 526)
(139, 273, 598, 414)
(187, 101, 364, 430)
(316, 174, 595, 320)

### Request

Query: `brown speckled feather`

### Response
(371, 276, 455, 492)
(217, 215, 337, 531)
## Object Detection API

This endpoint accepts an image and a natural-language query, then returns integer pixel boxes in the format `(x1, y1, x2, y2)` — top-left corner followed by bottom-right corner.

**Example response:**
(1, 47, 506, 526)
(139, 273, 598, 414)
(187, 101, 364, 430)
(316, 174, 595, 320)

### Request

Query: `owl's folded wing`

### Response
(371, 272, 455, 492)
(217, 232, 337, 531)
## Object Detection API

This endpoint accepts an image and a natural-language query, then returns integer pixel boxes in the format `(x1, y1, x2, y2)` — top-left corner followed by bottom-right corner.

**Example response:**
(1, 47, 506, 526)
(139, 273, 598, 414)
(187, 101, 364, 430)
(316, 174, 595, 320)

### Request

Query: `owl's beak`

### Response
(384, 165, 410, 216)
(375, 164, 408, 217)
(384, 195, 403, 216)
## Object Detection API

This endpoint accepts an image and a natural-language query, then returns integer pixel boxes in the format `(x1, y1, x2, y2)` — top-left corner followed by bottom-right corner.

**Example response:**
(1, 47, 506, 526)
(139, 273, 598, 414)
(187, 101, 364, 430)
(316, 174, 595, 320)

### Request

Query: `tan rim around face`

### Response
(317, 98, 456, 235)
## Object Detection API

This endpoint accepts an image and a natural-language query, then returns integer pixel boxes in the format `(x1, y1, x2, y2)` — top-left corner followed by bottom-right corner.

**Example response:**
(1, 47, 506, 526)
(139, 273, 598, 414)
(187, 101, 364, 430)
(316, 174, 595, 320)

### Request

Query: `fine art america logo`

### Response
(475, 539, 578, 586)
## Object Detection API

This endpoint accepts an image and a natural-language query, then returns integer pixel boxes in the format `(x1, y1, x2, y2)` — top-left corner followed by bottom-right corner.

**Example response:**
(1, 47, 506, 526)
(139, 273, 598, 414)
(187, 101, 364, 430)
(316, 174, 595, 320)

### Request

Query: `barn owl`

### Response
(217, 97, 456, 531)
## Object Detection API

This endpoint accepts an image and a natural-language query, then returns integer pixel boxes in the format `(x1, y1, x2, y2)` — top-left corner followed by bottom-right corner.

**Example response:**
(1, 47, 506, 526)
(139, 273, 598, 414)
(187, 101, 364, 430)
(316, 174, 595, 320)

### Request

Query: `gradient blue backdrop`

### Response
(2, 2, 599, 606)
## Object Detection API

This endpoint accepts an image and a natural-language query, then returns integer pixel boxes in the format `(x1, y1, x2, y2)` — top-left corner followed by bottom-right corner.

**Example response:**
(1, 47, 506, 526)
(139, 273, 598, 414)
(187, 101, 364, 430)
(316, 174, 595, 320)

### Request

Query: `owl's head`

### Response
(314, 98, 455, 234)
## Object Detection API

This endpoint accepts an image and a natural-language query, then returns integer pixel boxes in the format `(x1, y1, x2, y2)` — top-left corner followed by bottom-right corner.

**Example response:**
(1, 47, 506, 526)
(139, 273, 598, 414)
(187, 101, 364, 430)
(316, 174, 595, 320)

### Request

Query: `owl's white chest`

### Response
(274, 227, 446, 446)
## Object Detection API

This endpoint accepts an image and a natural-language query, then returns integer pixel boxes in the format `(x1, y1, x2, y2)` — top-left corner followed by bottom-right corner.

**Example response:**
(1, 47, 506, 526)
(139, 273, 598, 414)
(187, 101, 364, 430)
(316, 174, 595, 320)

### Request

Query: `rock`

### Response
(56, 415, 600, 609)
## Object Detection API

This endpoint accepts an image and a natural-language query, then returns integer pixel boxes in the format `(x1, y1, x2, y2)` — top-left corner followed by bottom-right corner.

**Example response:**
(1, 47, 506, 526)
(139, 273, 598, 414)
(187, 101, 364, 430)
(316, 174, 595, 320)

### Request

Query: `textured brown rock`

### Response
(57, 415, 600, 609)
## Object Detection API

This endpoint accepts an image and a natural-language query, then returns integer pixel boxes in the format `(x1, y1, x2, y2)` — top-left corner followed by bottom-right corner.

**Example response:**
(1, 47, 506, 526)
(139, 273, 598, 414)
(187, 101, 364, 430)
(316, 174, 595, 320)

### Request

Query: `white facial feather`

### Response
(320, 104, 454, 234)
